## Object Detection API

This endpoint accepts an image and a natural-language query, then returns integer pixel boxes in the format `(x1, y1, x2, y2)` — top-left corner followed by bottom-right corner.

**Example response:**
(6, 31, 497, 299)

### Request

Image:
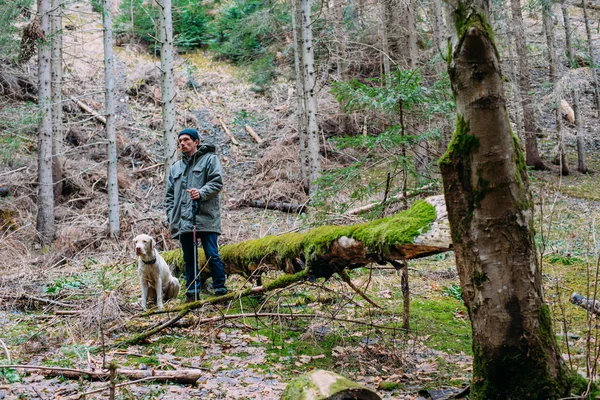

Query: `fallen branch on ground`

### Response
(346, 183, 436, 215)
(235, 199, 307, 213)
(70, 97, 107, 125)
(0, 364, 201, 385)
(570, 292, 600, 315)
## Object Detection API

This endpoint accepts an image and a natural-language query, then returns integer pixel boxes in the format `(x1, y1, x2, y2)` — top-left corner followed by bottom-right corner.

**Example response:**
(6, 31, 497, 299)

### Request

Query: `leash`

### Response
(192, 199, 199, 302)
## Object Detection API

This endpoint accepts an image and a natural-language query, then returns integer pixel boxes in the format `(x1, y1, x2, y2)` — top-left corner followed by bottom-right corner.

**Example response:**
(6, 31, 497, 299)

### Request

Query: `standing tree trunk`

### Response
(439, 0, 571, 397)
(291, 0, 308, 189)
(37, 0, 55, 245)
(103, 0, 119, 237)
(511, 0, 546, 170)
(159, 0, 177, 173)
(572, 88, 588, 173)
(301, 0, 321, 195)
(379, 0, 391, 84)
(561, 0, 575, 67)
(51, 0, 63, 201)
(582, 0, 600, 117)
(542, 0, 569, 175)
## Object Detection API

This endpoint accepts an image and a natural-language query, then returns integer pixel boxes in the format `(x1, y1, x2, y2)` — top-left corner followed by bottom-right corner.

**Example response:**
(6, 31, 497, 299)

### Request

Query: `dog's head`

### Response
(134, 234, 155, 257)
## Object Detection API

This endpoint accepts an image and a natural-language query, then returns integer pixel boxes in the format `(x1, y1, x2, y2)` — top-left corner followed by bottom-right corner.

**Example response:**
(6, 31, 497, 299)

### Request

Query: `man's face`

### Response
(178, 135, 199, 156)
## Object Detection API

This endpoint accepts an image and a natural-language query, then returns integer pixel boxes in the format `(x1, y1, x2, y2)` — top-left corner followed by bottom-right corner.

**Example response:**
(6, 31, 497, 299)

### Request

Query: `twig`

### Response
(0, 338, 11, 364)
(70, 97, 106, 125)
(217, 116, 239, 145)
(0, 166, 27, 178)
(337, 269, 382, 309)
(1, 294, 76, 308)
(71, 376, 163, 399)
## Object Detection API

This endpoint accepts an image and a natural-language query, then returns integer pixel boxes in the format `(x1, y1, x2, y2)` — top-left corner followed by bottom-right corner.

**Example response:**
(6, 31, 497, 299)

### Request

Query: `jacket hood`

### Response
(182, 144, 217, 163)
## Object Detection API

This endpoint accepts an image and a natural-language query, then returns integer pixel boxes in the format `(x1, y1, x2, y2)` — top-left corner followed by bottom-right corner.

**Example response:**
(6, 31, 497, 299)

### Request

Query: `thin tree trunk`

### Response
(543, 0, 569, 175)
(582, 0, 600, 117)
(561, 1, 575, 67)
(159, 0, 177, 172)
(431, 0, 446, 58)
(51, 0, 63, 201)
(511, 0, 545, 169)
(439, 0, 569, 397)
(573, 88, 588, 173)
(103, 0, 119, 237)
(379, 0, 391, 85)
(291, 0, 308, 188)
(301, 0, 321, 195)
(542, 0, 558, 83)
(334, 0, 346, 81)
(37, 0, 55, 244)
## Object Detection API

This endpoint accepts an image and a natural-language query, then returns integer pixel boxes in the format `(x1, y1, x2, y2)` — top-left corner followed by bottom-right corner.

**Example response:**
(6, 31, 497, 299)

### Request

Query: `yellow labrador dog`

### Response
(134, 234, 180, 309)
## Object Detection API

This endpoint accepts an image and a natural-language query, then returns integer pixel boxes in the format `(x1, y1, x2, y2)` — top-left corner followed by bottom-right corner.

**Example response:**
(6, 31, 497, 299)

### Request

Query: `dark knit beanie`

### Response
(178, 128, 200, 142)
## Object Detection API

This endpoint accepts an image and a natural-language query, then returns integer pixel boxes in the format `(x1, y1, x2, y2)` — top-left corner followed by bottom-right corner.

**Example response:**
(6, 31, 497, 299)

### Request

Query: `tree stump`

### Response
(281, 369, 381, 400)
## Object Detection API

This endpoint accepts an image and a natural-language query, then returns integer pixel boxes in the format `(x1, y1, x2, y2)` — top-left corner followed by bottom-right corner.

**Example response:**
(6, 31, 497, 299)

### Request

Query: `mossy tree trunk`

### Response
(439, 1, 570, 398)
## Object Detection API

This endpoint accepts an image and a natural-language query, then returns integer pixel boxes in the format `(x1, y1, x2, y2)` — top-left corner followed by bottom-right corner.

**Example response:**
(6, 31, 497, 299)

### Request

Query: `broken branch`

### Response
(244, 124, 263, 143)
(217, 116, 239, 145)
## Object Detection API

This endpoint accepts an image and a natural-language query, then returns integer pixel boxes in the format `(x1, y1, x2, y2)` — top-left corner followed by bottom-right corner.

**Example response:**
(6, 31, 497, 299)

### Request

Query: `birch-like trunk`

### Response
(301, 0, 321, 195)
(51, 0, 63, 200)
(543, 0, 569, 175)
(159, 0, 177, 173)
(291, 0, 308, 188)
(37, 0, 55, 244)
(440, 0, 570, 397)
(582, 0, 600, 117)
(573, 88, 587, 173)
(379, 0, 391, 84)
(103, 0, 119, 237)
(561, 1, 575, 67)
(511, 0, 546, 170)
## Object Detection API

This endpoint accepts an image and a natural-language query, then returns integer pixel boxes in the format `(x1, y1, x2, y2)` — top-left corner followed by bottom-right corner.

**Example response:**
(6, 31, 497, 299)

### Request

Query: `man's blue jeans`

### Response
(180, 232, 226, 295)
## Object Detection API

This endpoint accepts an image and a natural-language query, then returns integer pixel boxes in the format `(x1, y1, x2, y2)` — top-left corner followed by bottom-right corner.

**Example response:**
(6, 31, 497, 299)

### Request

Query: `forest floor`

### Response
(2, 2, 600, 400)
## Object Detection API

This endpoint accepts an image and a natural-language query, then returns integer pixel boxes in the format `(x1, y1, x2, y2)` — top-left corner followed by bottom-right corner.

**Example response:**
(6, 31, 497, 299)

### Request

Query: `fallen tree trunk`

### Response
(162, 195, 452, 281)
(235, 199, 307, 213)
(281, 369, 381, 400)
(569, 292, 600, 315)
(0, 364, 201, 384)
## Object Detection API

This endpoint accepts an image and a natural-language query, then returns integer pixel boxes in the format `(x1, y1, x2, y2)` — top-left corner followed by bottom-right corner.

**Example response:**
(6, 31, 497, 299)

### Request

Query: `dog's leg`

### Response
(165, 277, 180, 300)
(141, 277, 148, 310)
(156, 276, 163, 309)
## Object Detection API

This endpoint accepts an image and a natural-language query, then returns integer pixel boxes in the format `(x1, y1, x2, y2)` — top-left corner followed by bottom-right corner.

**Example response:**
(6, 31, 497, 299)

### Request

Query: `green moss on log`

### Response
(162, 200, 438, 273)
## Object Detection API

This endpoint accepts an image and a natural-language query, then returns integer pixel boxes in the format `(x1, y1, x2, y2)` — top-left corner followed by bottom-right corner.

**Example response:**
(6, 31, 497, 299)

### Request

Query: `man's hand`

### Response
(187, 188, 200, 200)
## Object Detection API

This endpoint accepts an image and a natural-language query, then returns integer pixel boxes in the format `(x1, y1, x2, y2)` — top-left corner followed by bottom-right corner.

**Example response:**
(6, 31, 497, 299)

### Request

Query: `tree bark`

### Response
(561, 0, 575, 67)
(582, 0, 600, 117)
(290, 0, 308, 187)
(439, 0, 570, 397)
(36, 0, 55, 245)
(103, 0, 119, 238)
(512, 0, 546, 170)
(543, 0, 569, 175)
(573, 88, 588, 173)
(301, 0, 321, 195)
(51, 0, 63, 201)
(159, 0, 177, 172)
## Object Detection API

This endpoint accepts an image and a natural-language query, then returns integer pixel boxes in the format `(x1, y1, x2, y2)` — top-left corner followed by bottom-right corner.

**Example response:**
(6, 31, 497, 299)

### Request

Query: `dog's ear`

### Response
(151, 237, 156, 250)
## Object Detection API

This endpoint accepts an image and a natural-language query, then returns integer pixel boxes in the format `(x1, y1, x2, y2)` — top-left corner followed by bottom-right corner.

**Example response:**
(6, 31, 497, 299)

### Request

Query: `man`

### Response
(165, 128, 227, 301)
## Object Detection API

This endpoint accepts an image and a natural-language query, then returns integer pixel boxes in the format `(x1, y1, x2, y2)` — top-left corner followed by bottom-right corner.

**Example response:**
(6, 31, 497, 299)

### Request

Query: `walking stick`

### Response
(192, 199, 199, 302)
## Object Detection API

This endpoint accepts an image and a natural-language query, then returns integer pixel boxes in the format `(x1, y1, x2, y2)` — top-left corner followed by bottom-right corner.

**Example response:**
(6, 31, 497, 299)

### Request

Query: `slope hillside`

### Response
(1, 1, 600, 399)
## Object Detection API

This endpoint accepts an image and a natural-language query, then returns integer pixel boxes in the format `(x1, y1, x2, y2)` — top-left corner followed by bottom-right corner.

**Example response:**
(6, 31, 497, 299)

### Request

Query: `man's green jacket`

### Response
(165, 145, 223, 237)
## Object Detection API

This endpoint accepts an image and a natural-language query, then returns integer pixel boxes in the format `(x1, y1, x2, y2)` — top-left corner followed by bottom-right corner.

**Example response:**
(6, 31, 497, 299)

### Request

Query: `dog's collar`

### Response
(142, 250, 157, 265)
